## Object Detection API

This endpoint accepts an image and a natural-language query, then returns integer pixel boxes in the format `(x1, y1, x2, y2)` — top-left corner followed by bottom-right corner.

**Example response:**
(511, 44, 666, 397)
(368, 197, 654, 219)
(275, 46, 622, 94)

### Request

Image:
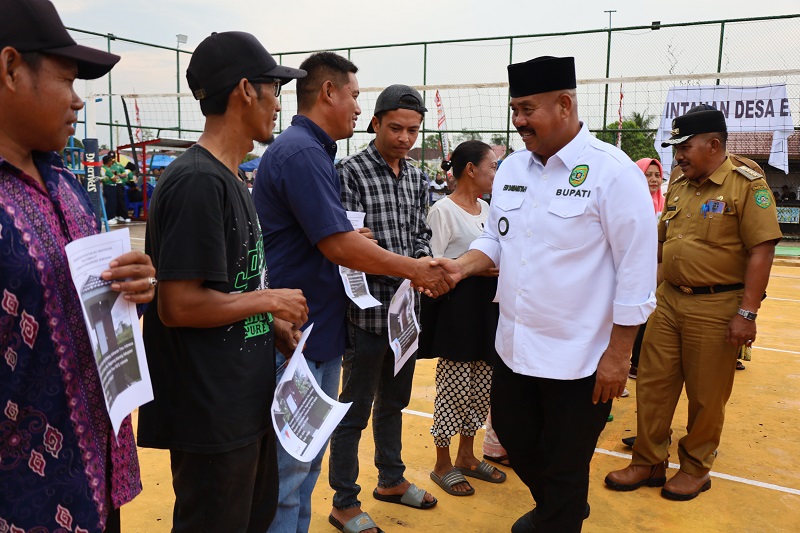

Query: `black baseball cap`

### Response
(508, 56, 576, 98)
(367, 84, 427, 133)
(661, 104, 727, 147)
(187, 31, 306, 101)
(0, 0, 120, 79)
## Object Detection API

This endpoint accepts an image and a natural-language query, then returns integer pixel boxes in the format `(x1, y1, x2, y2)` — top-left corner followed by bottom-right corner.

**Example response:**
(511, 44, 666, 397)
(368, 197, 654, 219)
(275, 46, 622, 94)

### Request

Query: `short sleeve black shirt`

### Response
(138, 144, 275, 453)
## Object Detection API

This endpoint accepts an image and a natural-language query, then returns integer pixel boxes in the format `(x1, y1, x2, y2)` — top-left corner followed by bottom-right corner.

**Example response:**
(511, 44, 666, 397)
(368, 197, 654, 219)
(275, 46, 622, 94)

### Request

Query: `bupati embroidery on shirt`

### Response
(556, 188, 591, 198)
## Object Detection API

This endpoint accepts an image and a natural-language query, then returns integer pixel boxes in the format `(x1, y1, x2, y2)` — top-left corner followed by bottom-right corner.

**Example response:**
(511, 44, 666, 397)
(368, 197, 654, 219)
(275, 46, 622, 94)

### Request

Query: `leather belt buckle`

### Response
(679, 285, 694, 295)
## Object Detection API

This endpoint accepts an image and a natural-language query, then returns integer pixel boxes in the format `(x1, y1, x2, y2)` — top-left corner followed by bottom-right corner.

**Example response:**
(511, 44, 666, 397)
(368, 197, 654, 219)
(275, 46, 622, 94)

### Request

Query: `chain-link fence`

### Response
(68, 14, 800, 180)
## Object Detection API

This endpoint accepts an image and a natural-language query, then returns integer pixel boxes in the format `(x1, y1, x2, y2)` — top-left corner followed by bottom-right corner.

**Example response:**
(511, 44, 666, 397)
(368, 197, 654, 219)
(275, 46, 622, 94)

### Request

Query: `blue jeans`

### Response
(328, 323, 417, 510)
(267, 352, 341, 533)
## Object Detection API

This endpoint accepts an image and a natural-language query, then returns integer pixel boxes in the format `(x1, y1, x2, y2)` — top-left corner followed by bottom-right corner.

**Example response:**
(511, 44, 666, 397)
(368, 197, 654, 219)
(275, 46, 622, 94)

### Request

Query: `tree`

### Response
(453, 129, 483, 144)
(490, 133, 508, 147)
(596, 112, 658, 162)
(423, 133, 441, 150)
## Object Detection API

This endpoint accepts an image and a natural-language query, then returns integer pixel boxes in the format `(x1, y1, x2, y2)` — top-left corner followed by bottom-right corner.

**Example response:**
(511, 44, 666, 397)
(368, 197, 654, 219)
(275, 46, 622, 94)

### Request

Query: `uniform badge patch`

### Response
(569, 165, 589, 187)
(498, 217, 509, 236)
(754, 190, 772, 209)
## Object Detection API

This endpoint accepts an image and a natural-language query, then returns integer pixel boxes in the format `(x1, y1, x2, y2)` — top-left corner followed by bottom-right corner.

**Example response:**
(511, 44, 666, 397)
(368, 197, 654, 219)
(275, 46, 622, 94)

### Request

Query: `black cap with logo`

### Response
(0, 0, 120, 79)
(186, 31, 306, 101)
(661, 104, 727, 147)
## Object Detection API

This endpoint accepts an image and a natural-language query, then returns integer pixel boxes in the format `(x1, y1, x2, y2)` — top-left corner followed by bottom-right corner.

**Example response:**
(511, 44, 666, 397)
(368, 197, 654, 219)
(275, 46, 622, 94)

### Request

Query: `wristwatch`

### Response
(737, 308, 757, 321)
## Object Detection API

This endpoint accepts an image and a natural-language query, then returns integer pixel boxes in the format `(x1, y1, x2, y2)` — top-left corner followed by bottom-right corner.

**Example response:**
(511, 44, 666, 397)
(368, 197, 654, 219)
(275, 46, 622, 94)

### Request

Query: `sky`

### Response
(52, 0, 800, 155)
(55, 0, 799, 56)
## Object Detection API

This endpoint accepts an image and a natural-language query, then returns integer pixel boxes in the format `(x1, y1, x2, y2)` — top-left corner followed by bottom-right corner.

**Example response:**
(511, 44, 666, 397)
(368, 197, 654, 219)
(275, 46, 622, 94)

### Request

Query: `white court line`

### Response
(401, 408, 800, 496)
(767, 297, 800, 303)
(753, 346, 800, 355)
(403, 408, 433, 419)
(593, 448, 800, 496)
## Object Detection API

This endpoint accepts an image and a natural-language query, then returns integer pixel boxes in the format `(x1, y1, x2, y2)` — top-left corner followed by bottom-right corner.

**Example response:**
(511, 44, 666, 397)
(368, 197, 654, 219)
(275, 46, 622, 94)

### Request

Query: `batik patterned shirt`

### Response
(0, 152, 141, 533)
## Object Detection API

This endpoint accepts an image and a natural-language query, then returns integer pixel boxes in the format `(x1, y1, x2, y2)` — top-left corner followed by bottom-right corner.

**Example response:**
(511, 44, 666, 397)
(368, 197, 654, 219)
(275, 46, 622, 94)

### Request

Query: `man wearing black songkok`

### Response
(436, 56, 657, 532)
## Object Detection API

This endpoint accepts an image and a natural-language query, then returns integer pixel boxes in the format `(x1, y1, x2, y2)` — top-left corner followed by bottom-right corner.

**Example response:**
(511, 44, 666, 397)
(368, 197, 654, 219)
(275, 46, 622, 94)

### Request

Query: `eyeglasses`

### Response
(248, 77, 282, 98)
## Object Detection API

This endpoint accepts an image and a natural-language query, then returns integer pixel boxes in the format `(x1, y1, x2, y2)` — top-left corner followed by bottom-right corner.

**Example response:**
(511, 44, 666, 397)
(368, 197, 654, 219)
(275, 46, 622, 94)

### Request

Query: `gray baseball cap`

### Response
(367, 84, 427, 133)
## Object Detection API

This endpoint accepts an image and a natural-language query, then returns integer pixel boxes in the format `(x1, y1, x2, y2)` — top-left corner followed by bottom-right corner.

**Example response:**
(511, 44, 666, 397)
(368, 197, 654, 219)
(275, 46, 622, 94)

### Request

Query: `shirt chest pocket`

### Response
(494, 193, 526, 240)
(542, 198, 589, 250)
(700, 203, 738, 244)
(661, 207, 681, 239)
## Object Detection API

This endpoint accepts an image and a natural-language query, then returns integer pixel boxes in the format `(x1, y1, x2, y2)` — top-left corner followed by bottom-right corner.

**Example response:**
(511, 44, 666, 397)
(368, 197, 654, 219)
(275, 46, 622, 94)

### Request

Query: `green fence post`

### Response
(421, 43, 427, 171)
(347, 49, 351, 156)
(177, 48, 181, 138)
(278, 54, 283, 135)
(107, 34, 113, 149)
(505, 37, 514, 153)
(602, 25, 613, 135)
(716, 21, 726, 85)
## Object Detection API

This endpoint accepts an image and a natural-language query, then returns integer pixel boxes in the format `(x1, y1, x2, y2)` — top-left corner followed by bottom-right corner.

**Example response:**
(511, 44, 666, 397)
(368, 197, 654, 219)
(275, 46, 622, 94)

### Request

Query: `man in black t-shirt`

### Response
(138, 32, 308, 533)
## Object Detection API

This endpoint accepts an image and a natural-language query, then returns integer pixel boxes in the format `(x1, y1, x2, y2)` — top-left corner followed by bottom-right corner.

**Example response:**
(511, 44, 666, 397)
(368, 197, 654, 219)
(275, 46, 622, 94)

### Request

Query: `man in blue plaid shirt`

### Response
(329, 85, 438, 530)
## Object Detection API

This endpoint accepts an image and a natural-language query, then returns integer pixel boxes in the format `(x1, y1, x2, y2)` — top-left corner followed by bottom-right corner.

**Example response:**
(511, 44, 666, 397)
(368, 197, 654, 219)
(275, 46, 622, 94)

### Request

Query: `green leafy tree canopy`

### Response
(596, 112, 659, 163)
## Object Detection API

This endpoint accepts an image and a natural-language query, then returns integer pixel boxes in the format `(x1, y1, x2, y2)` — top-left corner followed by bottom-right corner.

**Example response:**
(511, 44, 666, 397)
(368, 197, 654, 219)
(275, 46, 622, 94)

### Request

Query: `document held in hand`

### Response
(271, 324, 352, 462)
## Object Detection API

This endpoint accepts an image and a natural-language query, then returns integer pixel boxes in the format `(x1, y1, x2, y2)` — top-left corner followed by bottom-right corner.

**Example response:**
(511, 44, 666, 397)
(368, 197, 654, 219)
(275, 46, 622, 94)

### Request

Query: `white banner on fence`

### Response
(655, 84, 794, 173)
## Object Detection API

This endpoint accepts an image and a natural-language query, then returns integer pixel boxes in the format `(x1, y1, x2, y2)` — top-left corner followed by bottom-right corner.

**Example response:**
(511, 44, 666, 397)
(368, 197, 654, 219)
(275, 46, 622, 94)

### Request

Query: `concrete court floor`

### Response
(119, 223, 800, 532)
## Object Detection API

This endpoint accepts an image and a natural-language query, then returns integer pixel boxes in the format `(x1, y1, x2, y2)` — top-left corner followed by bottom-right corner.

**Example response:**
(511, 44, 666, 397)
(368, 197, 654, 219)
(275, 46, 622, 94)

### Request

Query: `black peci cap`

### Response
(507, 56, 576, 98)
(367, 84, 427, 133)
(661, 105, 727, 147)
(0, 0, 120, 79)
(186, 31, 306, 101)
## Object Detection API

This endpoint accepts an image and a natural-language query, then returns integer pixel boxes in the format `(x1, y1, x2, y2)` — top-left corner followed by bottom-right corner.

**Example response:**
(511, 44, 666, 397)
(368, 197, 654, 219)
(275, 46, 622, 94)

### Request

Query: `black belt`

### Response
(670, 283, 744, 295)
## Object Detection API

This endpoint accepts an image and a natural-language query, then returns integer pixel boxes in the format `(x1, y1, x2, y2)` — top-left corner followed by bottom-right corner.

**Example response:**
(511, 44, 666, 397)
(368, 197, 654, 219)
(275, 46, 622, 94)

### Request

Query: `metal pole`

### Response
(107, 34, 113, 149)
(505, 37, 514, 153)
(716, 21, 726, 85)
(177, 47, 181, 138)
(278, 53, 284, 135)
(421, 43, 427, 171)
(602, 11, 616, 133)
(347, 49, 351, 156)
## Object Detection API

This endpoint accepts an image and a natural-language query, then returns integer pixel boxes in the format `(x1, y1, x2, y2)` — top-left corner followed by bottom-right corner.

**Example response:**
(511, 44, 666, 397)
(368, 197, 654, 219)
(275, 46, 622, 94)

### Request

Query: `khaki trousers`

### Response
(632, 282, 741, 475)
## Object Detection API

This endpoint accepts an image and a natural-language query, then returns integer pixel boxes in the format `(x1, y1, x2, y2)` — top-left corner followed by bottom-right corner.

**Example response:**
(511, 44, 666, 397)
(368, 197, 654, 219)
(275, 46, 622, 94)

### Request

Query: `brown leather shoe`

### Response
(661, 470, 711, 501)
(604, 461, 668, 491)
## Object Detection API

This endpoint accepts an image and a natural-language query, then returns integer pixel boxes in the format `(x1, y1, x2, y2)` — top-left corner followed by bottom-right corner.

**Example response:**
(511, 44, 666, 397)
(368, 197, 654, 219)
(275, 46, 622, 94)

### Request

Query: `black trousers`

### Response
(492, 358, 611, 533)
(103, 183, 128, 219)
(170, 432, 278, 533)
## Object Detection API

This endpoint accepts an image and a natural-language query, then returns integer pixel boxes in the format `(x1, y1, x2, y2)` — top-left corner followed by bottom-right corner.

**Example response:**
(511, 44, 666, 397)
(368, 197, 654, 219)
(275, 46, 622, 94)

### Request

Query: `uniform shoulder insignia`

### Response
(729, 153, 765, 180)
(734, 165, 763, 181)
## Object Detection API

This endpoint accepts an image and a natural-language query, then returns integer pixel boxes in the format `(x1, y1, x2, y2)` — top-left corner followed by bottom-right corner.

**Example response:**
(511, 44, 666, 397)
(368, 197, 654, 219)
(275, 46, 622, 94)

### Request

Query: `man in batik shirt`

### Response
(0, 2, 156, 531)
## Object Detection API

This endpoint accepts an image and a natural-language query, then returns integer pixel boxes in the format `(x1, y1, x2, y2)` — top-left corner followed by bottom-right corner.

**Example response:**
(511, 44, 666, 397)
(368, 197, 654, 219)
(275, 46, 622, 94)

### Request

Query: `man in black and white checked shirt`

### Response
(329, 85, 439, 524)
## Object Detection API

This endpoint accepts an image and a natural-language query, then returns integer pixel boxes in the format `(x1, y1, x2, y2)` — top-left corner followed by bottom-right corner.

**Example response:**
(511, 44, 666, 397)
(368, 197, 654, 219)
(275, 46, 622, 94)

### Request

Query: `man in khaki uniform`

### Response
(605, 105, 781, 501)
